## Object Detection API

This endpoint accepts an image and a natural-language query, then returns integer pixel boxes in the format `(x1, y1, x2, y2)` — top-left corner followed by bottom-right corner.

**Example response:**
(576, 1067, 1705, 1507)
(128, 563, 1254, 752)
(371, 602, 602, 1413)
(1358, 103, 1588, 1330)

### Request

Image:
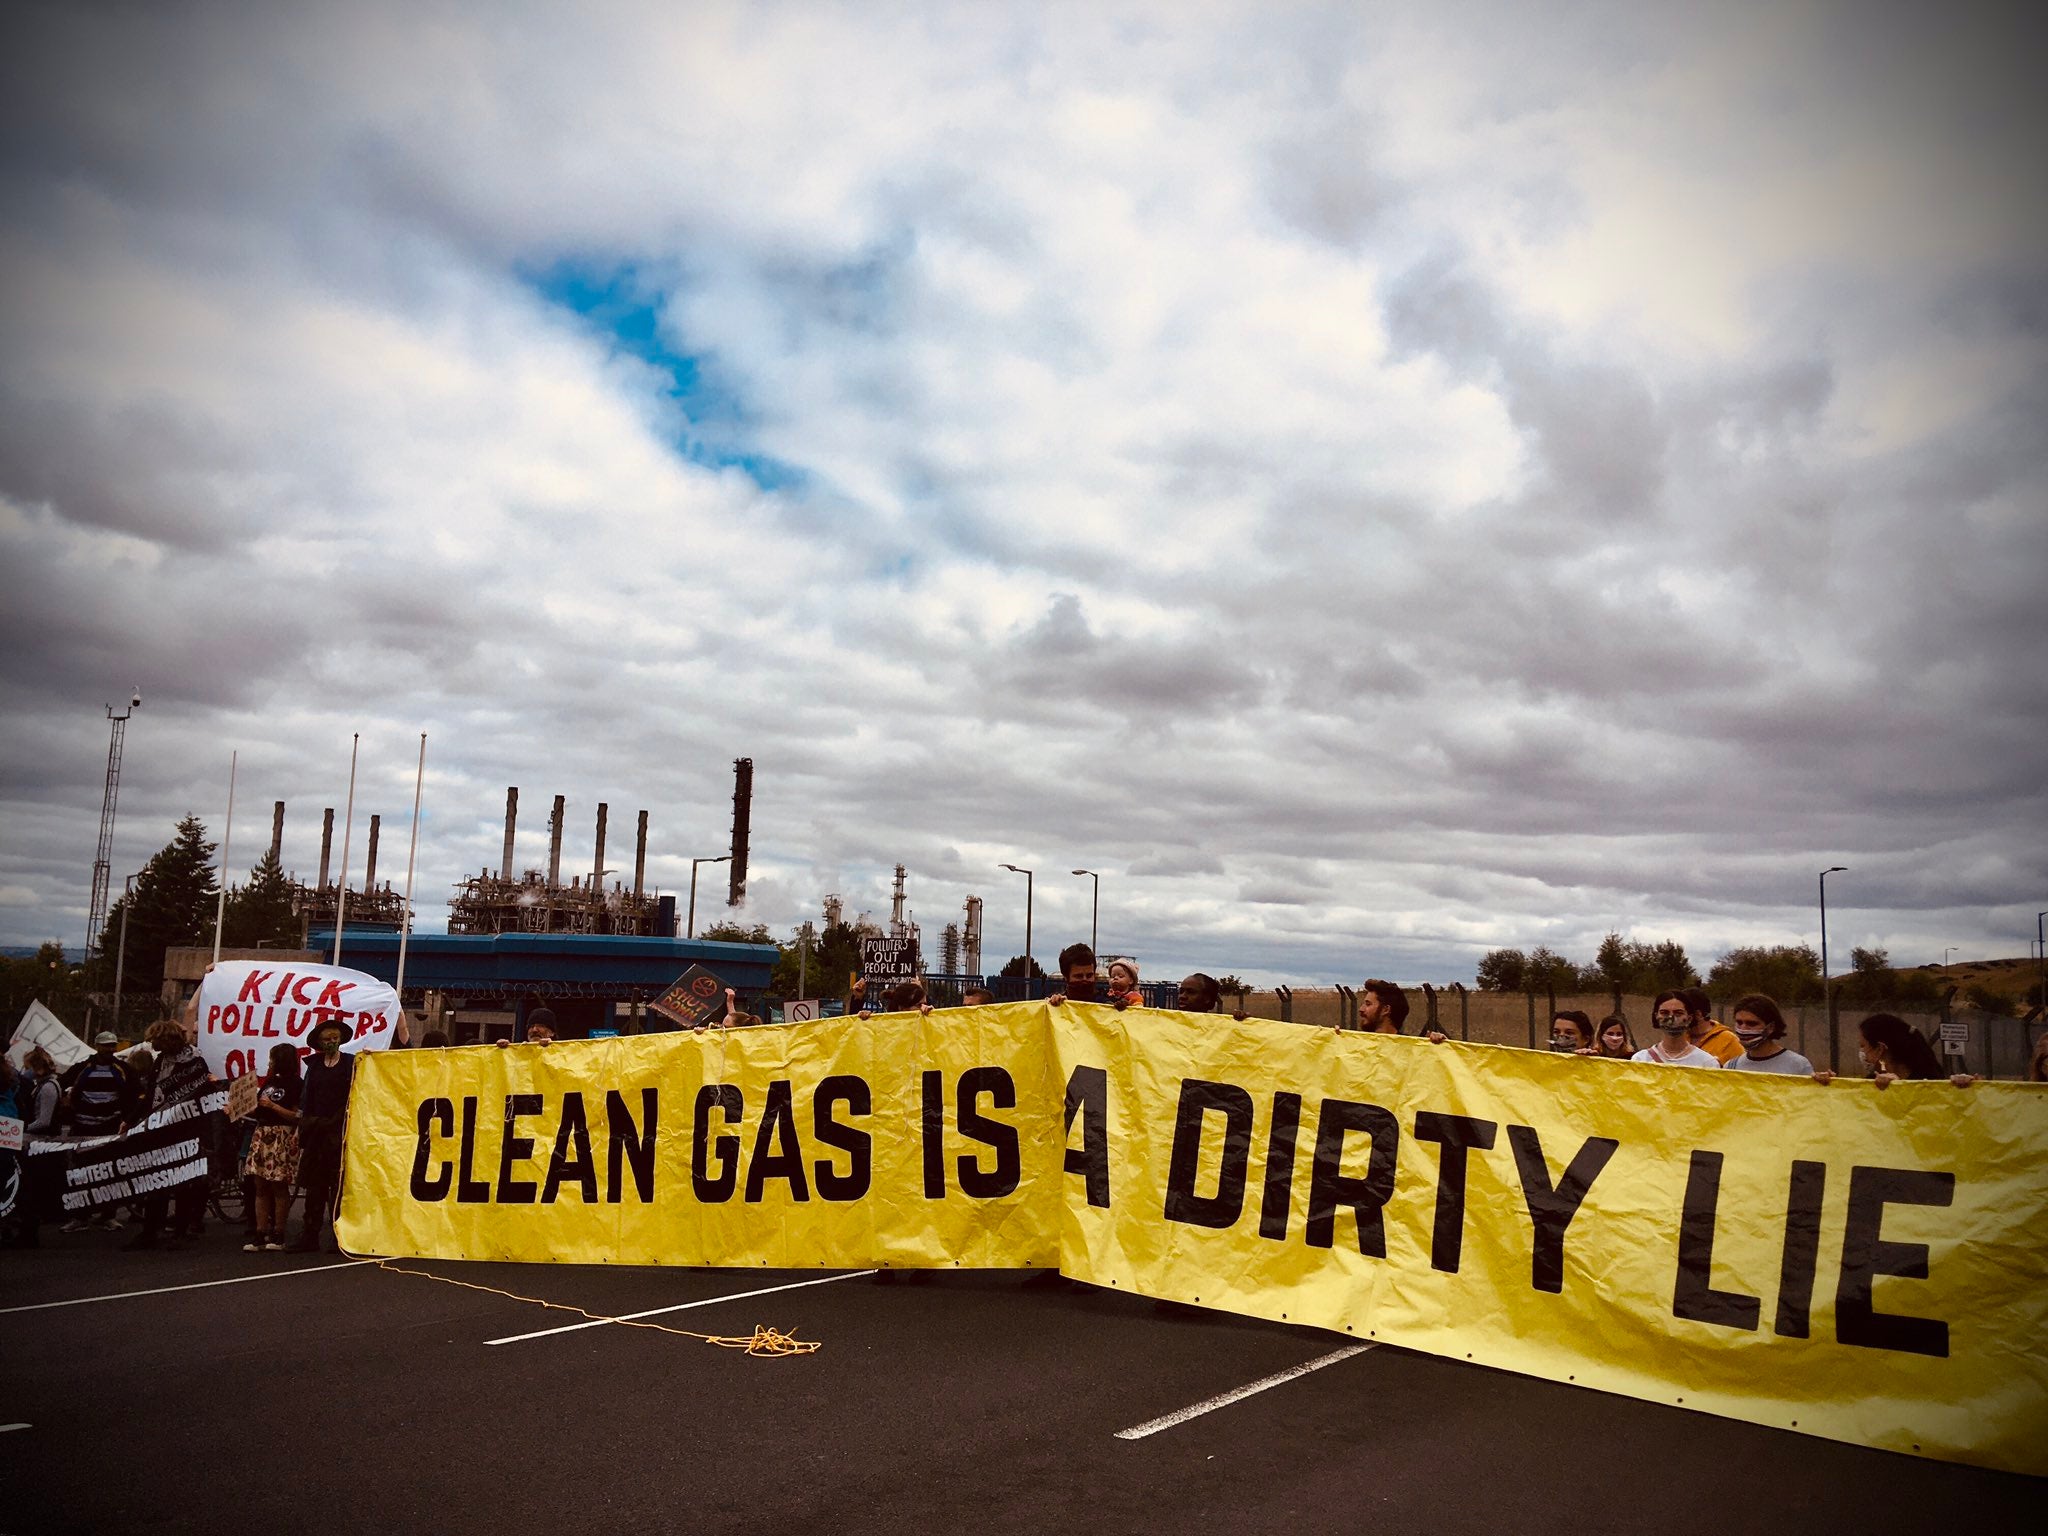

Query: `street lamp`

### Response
(1071, 869, 1099, 956)
(112, 872, 138, 1037)
(999, 863, 1033, 984)
(2037, 911, 2046, 1023)
(1820, 866, 1847, 1073)
(1944, 946, 1956, 969)
(688, 855, 731, 938)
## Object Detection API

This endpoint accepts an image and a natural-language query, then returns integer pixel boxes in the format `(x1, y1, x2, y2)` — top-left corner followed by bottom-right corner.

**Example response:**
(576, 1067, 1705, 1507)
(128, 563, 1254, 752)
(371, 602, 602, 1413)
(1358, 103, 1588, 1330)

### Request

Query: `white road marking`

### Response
(1114, 1343, 1377, 1440)
(0, 1423, 29, 1434)
(485, 1267, 878, 1345)
(0, 1260, 368, 1316)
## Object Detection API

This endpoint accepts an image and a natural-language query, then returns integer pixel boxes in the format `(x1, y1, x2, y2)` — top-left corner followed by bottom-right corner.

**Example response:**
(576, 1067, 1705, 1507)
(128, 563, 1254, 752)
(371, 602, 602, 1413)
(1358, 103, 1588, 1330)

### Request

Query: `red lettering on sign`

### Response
(238, 971, 271, 1004)
(272, 972, 295, 1004)
(316, 980, 353, 1009)
(291, 975, 321, 1005)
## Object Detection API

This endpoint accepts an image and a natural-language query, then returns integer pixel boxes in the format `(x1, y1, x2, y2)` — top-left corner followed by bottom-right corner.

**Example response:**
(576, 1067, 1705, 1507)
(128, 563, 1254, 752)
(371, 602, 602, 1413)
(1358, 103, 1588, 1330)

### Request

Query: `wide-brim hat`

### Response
(306, 1015, 354, 1045)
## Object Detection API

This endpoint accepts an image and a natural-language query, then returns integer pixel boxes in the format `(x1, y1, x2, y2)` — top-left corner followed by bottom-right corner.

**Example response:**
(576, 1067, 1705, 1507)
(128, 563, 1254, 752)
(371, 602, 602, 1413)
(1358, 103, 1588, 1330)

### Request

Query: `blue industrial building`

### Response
(310, 930, 778, 1042)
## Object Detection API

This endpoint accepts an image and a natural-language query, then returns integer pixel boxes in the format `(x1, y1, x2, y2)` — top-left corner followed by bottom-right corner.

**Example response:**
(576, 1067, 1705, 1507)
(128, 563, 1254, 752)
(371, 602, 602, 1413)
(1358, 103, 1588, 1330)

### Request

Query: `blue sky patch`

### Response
(522, 258, 805, 492)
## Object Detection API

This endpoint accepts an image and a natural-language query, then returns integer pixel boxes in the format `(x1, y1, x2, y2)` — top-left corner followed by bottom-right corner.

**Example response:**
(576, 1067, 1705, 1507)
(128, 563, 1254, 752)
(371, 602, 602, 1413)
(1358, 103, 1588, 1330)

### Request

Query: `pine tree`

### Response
(96, 815, 219, 1005)
(224, 847, 301, 949)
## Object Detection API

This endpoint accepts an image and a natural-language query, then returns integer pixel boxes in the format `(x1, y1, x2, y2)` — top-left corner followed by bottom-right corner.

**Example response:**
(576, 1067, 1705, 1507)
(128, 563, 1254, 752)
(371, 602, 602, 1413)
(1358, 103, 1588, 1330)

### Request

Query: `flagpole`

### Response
(394, 733, 426, 1009)
(210, 751, 238, 964)
(333, 734, 359, 968)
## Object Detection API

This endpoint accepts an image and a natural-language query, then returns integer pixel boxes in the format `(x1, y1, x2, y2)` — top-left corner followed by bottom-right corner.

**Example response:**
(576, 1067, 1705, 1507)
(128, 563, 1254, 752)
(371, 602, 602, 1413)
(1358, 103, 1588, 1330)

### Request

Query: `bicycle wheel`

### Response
(208, 1175, 247, 1228)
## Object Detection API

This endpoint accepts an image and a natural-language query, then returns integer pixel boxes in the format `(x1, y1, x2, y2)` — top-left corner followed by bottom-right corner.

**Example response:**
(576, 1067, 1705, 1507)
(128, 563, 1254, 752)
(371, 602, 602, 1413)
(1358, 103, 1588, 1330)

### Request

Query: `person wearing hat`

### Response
(287, 1015, 355, 1253)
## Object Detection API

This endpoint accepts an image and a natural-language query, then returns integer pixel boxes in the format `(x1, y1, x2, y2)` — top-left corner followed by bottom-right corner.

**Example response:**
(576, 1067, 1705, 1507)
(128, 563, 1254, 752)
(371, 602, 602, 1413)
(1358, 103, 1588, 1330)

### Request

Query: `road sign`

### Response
(785, 999, 820, 1024)
(1940, 1017, 1969, 1057)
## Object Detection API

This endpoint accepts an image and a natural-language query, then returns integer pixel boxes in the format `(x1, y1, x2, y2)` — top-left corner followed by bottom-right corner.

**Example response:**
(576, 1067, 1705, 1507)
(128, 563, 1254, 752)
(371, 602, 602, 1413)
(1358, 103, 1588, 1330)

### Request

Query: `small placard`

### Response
(859, 936, 920, 986)
(649, 964, 729, 1029)
(225, 1073, 263, 1123)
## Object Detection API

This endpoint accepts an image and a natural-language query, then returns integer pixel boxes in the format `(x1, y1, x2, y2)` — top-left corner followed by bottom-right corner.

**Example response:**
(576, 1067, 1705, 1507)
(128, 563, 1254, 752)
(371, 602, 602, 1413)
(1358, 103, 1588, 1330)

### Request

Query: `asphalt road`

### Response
(1, 1226, 2035, 1535)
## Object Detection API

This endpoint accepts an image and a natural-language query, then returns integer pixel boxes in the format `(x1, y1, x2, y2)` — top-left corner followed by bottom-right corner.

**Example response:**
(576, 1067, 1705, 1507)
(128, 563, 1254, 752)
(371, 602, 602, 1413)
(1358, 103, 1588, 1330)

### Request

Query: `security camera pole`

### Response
(85, 689, 142, 972)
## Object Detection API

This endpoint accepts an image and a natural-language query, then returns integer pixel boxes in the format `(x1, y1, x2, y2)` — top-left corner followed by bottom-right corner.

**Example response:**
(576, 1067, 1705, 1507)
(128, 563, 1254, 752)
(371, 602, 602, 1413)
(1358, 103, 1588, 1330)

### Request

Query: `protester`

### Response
(881, 979, 931, 1014)
(959, 986, 995, 1008)
(66, 1031, 133, 1138)
(1549, 1011, 1594, 1053)
(290, 1017, 356, 1253)
(17, 1047, 60, 1135)
(0, 1061, 22, 1249)
(1813, 1013, 1975, 1089)
(419, 1029, 451, 1049)
(122, 1020, 214, 1251)
(243, 1042, 302, 1252)
(3, 1047, 62, 1249)
(1354, 979, 1409, 1034)
(1104, 960, 1142, 1009)
(1631, 991, 1720, 1067)
(858, 979, 933, 1021)
(2031, 1029, 2048, 1084)
(1681, 987, 1745, 1065)
(1176, 973, 1221, 1013)
(1720, 994, 1814, 1075)
(1047, 944, 1099, 1005)
(1591, 1015, 1636, 1059)
(495, 1008, 558, 1046)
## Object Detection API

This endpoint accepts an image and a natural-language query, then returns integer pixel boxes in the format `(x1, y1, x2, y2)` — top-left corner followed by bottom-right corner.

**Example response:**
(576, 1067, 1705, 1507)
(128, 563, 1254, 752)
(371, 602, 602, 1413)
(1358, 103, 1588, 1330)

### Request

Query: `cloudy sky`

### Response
(2, 0, 2043, 986)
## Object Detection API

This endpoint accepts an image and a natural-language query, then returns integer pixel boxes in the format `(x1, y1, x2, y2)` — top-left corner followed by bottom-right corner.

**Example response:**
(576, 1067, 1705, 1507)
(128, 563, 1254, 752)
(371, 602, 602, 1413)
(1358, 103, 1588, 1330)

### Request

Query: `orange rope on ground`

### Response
(371, 1258, 821, 1356)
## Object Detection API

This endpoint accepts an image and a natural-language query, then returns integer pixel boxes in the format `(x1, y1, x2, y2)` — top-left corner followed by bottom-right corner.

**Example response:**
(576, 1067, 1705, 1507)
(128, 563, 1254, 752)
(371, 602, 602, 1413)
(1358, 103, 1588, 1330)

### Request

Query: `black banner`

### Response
(26, 1085, 229, 1213)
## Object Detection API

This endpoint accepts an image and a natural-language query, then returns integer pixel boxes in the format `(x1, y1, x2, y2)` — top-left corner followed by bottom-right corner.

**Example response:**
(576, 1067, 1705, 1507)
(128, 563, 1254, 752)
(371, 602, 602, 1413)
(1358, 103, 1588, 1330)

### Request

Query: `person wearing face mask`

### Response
(1590, 1015, 1636, 1059)
(1720, 994, 1813, 1074)
(1549, 1011, 1594, 1053)
(1630, 990, 1720, 1067)
(1046, 944, 1100, 1006)
(1814, 1012, 1975, 1089)
(288, 1017, 356, 1253)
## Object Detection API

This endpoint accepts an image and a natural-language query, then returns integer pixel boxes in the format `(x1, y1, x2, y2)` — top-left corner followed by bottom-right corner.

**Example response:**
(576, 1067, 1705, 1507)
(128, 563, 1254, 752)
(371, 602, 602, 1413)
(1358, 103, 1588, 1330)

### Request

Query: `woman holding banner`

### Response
(243, 1042, 302, 1252)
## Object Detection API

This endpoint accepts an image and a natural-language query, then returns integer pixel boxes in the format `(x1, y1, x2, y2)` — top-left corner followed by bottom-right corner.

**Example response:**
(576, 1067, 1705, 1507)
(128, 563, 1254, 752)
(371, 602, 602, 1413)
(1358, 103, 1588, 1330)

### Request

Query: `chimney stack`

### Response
(269, 801, 285, 864)
(547, 795, 565, 888)
(365, 814, 381, 891)
(633, 811, 648, 899)
(592, 803, 609, 891)
(318, 808, 335, 888)
(501, 787, 519, 881)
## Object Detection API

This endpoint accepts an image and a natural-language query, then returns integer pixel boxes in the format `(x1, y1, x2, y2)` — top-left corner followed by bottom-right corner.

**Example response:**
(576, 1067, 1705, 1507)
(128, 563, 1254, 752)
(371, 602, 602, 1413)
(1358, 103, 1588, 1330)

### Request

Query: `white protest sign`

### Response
(785, 999, 820, 1023)
(0, 1114, 23, 1152)
(7, 999, 89, 1071)
(194, 960, 401, 1080)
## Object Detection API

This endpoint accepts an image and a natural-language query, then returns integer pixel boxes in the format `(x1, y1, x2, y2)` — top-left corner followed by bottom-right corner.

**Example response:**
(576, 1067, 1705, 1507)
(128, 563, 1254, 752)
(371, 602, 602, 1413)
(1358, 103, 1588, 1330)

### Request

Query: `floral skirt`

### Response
(244, 1124, 300, 1185)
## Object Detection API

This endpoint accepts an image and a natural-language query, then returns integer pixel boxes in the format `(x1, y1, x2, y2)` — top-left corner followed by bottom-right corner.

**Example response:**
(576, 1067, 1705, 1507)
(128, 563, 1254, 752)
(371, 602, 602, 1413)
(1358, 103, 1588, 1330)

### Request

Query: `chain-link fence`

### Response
(1219, 986, 2042, 1077)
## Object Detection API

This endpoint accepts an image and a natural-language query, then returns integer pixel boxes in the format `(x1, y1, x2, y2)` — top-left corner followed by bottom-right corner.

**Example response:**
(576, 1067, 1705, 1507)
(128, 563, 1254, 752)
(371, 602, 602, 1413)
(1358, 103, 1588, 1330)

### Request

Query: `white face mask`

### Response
(1734, 1021, 1770, 1045)
(1856, 1046, 1873, 1069)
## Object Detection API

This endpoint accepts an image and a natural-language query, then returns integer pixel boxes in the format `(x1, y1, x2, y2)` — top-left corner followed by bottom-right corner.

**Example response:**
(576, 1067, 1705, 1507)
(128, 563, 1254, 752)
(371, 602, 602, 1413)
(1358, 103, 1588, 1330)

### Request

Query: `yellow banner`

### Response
(339, 1003, 2048, 1475)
